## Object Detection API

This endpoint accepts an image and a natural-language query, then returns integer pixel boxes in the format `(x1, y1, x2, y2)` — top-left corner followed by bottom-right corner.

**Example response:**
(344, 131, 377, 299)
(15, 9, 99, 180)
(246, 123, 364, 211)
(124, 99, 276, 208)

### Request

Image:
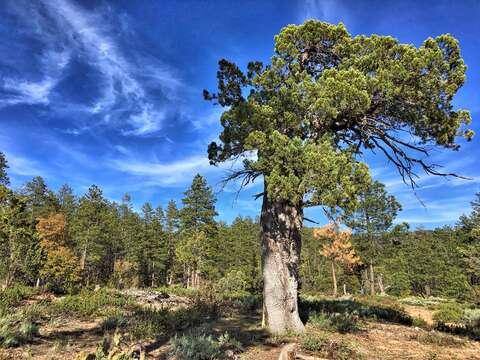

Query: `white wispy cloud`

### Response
(2, 0, 184, 136)
(109, 155, 211, 186)
(300, 0, 348, 23)
(1, 49, 70, 107)
(4, 152, 46, 178)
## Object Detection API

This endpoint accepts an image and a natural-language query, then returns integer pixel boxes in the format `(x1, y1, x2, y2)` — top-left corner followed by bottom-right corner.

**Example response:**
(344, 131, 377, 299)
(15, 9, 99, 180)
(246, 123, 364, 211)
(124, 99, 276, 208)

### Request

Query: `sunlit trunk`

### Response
(369, 261, 375, 296)
(261, 191, 304, 334)
(331, 260, 338, 297)
(378, 274, 385, 295)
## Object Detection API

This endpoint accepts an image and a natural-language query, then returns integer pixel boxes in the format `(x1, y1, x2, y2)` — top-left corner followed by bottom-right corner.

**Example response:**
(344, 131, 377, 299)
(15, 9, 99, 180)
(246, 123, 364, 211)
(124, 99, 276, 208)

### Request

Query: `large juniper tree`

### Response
(204, 21, 472, 333)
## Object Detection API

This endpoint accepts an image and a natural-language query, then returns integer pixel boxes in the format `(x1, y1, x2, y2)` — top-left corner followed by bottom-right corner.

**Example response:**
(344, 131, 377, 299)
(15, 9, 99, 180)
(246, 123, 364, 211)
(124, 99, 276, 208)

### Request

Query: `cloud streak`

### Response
(1, 0, 184, 136)
(109, 155, 211, 186)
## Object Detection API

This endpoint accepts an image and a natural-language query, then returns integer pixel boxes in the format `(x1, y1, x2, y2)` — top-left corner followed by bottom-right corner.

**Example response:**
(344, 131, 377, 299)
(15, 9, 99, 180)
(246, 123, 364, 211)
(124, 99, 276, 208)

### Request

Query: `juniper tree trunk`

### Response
(260, 191, 304, 333)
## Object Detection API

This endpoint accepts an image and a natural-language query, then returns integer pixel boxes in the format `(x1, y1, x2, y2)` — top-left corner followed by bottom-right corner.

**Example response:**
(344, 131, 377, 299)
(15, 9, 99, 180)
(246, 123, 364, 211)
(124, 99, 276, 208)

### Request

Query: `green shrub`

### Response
(0, 316, 39, 348)
(300, 333, 358, 360)
(462, 308, 480, 326)
(155, 285, 199, 298)
(330, 312, 361, 333)
(301, 334, 327, 352)
(216, 270, 249, 295)
(230, 294, 261, 312)
(170, 334, 222, 360)
(301, 296, 412, 327)
(433, 303, 464, 324)
(308, 311, 331, 329)
(399, 296, 450, 307)
(410, 332, 465, 347)
(217, 332, 242, 353)
(0, 285, 34, 315)
(412, 316, 429, 329)
(100, 315, 128, 332)
(308, 310, 361, 333)
(53, 289, 134, 317)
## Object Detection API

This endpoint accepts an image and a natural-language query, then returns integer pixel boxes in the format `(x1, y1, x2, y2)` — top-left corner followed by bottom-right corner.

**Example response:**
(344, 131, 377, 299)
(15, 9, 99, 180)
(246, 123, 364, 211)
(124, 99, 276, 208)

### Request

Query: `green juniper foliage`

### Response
(204, 20, 472, 331)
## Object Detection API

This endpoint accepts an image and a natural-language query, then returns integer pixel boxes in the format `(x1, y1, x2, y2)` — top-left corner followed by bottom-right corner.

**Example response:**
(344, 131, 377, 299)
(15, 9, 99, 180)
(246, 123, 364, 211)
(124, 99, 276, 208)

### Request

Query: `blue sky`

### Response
(1, 0, 479, 227)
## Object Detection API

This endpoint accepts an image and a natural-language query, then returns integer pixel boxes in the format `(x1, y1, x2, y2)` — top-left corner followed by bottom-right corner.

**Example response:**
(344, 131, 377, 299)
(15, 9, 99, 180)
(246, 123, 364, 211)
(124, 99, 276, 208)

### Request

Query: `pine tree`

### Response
(22, 176, 59, 220)
(457, 193, 480, 293)
(71, 185, 113, 285)
(345, 181, 401, 295)
(0, 189, 41, 287)
(0, 152, 10, 186)
(165, 200, 180, 285)
(179, 174, 218, 286)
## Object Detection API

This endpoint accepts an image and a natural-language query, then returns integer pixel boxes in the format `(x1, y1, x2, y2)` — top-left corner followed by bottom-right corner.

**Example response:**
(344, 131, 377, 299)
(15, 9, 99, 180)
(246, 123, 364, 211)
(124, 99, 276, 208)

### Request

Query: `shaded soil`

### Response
(1, 294, 479, 359)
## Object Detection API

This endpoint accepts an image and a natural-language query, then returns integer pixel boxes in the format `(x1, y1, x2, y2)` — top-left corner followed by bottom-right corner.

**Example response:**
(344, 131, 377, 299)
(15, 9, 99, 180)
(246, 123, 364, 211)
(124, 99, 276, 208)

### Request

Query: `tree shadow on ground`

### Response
(299, 297, 413, 326)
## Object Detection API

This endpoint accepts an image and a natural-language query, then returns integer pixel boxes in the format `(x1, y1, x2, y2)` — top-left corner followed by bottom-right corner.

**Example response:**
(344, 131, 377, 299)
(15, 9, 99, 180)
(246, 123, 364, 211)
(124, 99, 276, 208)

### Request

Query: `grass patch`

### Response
(300, 332, 360, 360)
(51, 288, 135, 317)
(308, 311, 362, 333)
(0, 315, 39, 348)
(399, 296, 451, 308)
(0, 285, 35, 316)
(432, 303, 465, 324)
(170, 331, 242, 360)
(301, 296, 412, 327)
(409, 332, 466, 347)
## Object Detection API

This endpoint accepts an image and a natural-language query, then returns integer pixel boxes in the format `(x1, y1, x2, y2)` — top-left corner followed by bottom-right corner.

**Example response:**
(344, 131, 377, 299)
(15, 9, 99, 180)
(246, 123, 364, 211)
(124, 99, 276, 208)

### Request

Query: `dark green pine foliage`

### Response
(457, 193, 480, 294)
(0, 188, 41, 287)
(57, 184, 78, 248)
(216, 216, 261, 291)
(0, 152, 9, 186)
(180, 174, 218, 235)
(345, 180, 401, 294)
(179, 174, 219, 282)
(165, 200, 180, 284)
(139, 203, 168, 287)
(72, 185, 115, 285)
(22, 176, 59, 220)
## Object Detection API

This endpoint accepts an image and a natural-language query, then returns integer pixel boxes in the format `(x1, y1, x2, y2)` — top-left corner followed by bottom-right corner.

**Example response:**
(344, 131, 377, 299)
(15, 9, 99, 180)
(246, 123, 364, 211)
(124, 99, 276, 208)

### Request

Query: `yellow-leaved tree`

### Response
(314, 224, 361, 297)
(36, 213, 81, 293)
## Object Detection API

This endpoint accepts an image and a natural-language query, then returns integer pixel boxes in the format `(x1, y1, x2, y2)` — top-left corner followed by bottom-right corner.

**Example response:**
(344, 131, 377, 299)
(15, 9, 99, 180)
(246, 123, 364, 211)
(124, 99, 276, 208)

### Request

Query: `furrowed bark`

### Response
(261, 190, 304, 334)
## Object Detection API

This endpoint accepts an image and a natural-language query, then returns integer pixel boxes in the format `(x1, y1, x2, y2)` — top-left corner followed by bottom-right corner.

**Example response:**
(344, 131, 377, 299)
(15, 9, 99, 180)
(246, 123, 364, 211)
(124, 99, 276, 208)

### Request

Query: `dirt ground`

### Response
(0, 298, 479, 359)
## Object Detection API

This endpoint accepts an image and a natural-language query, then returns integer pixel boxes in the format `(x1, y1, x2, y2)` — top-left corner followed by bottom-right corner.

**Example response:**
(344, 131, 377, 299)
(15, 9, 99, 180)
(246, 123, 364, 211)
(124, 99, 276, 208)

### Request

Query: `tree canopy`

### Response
(205, 21, 473, 201)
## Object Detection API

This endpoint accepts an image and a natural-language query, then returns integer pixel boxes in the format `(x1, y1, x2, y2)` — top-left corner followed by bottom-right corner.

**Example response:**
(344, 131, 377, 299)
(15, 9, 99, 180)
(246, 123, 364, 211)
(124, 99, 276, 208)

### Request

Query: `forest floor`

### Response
(0, 288, 479, 360)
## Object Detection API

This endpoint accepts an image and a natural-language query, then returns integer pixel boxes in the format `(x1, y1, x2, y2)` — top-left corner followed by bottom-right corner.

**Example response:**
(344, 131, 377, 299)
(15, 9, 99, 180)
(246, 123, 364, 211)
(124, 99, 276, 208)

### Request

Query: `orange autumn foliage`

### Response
(36, 213, 81, 293)
(314, 224, 361, 269)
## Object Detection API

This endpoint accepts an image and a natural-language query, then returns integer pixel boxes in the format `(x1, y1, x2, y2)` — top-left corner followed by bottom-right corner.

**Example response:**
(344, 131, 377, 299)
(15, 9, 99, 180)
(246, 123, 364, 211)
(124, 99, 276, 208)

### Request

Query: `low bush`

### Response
(52, 289, 134, 317)
(433, 303, 465, 324)
(0, 316, 39, 348)
(155, 285, 199, 298)
(170, 334, 222, 360)
(0, 285, 34, 316)
(410, 332, 465, 347)
(301, 333, 327, 352)
(100, 315, 128, 332)
(308, 311, 361, 333)
(399, 296, 451, 308)
(462, 308, 480, 326)
(301, 296, 412, 327)
(412, 316, 429, 329)
(300, 333, 359, 360)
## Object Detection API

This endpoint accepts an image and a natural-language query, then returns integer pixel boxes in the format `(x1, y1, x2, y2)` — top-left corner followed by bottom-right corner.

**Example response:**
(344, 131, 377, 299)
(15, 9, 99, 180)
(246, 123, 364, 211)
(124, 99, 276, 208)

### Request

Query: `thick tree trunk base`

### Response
(261, 193, 304, 334)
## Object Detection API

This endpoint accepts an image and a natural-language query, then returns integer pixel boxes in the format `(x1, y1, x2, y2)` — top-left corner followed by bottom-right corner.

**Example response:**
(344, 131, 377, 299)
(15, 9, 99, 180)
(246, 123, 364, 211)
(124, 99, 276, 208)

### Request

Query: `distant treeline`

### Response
(0, 152, 478, 302)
